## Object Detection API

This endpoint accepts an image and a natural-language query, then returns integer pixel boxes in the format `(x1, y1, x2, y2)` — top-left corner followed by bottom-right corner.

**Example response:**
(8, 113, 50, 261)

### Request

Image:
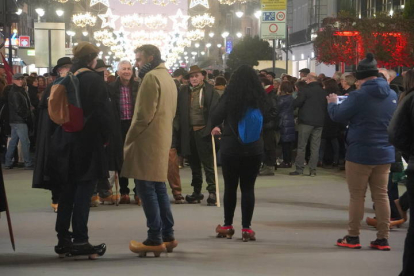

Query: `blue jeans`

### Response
(5, 123, 32, 167)
(134, 180, 174, 244)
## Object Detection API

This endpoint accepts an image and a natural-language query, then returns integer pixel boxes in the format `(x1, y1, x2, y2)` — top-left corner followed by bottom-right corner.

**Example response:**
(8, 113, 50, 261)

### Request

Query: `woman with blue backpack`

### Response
(211, 65, 274, 242)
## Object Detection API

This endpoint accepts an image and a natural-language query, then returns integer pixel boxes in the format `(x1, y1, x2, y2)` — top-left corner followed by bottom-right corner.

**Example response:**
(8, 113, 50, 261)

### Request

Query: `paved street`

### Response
(0, 166, 407, 276)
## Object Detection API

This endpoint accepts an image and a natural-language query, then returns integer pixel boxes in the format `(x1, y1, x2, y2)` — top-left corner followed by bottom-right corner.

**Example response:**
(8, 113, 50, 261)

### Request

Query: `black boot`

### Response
(185, 192, 204, 204)
(55, 237, 73, 258)
(207, 192, 217, 206)
(69, 243, 107, 259)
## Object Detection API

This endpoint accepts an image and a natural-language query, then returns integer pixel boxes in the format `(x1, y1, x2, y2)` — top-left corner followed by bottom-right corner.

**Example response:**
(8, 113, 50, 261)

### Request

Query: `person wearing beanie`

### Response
(49, 42, 110, 258)
(327, 53, 398, 251)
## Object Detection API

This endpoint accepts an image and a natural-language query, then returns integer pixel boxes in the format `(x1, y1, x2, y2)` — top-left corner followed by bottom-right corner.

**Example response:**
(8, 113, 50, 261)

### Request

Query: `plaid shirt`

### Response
(119, 85, 132, 120)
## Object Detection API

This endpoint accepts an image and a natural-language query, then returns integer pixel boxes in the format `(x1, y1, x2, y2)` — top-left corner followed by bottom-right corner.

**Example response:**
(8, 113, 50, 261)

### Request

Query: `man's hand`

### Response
(327, 93, 338, 104)
(211, 127, 222, 136)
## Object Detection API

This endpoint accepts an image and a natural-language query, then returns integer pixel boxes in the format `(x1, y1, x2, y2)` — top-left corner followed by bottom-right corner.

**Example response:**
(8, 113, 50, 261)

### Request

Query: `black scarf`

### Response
(138, 60, 161, 79)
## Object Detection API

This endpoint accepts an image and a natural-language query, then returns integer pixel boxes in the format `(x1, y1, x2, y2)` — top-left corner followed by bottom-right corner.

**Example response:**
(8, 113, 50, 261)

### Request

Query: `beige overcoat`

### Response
(121, 63, 177, 182)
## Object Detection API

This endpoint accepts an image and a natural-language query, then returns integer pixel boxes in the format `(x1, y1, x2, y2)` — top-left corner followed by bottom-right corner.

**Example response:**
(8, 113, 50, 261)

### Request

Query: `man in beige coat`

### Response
(122, 45, 178, 255)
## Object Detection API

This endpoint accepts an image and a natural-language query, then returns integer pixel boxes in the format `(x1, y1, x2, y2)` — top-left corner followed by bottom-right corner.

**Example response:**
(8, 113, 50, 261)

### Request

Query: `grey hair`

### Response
(117, 60, 132, 71)
(388, 69, 397, 79)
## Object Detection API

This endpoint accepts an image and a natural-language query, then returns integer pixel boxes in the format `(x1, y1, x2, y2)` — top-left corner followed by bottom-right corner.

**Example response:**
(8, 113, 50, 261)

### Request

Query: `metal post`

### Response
(272, 39, 276, 74)
(223, 37, 227, 72)
(48, 30, 52, 73)
(285, 25, 289, 74)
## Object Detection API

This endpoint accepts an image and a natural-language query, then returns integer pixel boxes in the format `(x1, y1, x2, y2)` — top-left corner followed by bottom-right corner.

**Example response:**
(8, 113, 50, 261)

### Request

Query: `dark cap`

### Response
(95, 59, 111, 70)
(12, 73, 24, 80)
(299, 68, 310, 74)
(356, 53, 378, 80)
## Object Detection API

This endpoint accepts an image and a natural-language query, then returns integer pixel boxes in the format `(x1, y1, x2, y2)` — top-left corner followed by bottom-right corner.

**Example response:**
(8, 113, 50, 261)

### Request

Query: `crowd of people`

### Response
(0, 43, 413, 275)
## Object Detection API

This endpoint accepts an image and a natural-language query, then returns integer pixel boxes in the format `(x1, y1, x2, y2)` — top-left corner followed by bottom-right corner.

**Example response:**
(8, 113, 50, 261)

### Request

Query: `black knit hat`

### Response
(356, 53, 378, 80)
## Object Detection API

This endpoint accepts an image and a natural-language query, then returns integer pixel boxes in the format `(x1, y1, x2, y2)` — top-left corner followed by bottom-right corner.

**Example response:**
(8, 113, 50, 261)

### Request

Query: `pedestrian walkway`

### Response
(0, 167, 407, 276)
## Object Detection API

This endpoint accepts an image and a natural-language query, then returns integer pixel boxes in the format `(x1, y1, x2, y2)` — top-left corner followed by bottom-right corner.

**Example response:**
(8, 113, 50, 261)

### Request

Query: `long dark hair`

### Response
(401, 69, 414, 101)
(224, 65, 267, 121)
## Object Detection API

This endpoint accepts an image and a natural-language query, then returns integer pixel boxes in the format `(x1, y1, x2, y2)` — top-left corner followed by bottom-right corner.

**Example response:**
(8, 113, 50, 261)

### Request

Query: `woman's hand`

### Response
(326, 93, 338, 104)
(211, 127, 222, 136)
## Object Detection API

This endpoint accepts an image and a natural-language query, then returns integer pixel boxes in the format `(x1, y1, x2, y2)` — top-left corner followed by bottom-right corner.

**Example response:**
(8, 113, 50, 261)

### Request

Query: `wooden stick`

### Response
(115, 172, 119, 207)
(211, 135, 221, 208)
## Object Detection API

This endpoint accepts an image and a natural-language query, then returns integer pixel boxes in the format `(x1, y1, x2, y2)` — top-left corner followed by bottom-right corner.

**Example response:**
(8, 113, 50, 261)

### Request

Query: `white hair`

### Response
(117, 60, 132, 71)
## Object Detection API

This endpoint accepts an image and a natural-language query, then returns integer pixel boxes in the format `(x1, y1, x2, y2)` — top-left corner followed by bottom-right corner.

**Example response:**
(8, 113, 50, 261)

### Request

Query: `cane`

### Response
(211, 135, 221, 207)
(114, 172, 120, 206)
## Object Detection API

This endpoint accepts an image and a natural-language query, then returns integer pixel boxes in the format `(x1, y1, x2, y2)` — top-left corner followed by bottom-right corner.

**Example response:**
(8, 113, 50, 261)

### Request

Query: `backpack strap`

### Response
(74, 68, 92, 76)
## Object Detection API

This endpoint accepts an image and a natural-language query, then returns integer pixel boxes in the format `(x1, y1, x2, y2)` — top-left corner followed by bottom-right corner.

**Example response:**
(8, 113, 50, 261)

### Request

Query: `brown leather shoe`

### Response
(119, 194, 130, 204)
(134, 195, 141, 206)
(174, 194, 185, 204)
(216, 225, 235, 239)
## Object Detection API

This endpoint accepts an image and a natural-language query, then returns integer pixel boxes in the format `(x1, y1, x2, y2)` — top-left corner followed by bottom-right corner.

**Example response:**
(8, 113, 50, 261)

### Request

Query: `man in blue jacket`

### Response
(327, 53, 397, 251)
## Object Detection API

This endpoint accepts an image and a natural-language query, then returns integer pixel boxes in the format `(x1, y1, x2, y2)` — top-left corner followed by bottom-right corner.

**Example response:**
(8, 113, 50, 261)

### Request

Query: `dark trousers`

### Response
(51, 185, 62, 204)
(55, 180, 96, 243)
(319, 138, 340, 164)
(263, 130, 279, 166)
(120, 120, 133, 195)
(135, 180, 174, 244)
(188, 129, 215, 193)
(281, 141, 293, 164)
(221, 153, 261, 228)
(399, 191, 410, 211)
(388, 173, 401, 219)
(400, 170, 414, 276)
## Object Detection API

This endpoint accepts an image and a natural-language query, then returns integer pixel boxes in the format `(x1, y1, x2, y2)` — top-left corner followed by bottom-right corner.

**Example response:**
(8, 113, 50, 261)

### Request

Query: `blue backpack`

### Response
(237, 108, 263, 144)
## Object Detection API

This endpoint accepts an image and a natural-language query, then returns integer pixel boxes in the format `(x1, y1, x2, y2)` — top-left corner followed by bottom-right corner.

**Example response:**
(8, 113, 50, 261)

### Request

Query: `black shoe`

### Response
(207, 192, 216, 206)
(143, 239, 163, 246)
(69, 243, 107, 257)
(336, 235, 361, 249)
(309, 171, 316, 177)
(24, 165, 34, 170)
(370, 238, 391, 251)
(289, 171, 302, 176)
(55, 238, 73, 258)
(4, 165, 13, 169)
(185, 192, 204, 204)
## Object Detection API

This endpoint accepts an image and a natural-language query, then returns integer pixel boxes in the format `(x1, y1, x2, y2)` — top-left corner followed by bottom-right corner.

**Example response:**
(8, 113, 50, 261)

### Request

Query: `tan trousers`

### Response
(346, 161, 390, 239)
(168, 148, 182, 196)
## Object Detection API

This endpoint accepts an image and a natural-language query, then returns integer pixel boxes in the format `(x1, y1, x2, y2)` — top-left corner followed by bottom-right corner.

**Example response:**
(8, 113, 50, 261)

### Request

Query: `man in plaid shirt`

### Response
(109, 60, 140, 205)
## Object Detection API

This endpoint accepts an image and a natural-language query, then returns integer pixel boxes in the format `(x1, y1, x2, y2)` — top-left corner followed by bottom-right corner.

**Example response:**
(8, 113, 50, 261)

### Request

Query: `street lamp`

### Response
(236, 32, 243, 38)
(56, 9, 64, 17)
(16, 9, 22, 15)
(235, 11, 244, 18)
(209, 32, 215, 38)
(221, 32, 230, 72)
(82, 31, 88, 36)
(254, 10, 262, 19)
(35, 8, 45, 22)
(66, 30, 75, 48)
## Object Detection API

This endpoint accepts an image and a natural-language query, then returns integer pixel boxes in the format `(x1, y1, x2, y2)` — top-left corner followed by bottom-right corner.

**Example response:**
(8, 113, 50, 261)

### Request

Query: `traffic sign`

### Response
(260, 0, 287, 11)
(260, 10, 286, 40)
(19, 36, 30, 47)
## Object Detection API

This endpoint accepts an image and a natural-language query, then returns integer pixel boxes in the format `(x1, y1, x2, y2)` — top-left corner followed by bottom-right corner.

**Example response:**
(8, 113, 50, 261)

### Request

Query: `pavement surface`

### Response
(0, 166, 408, 276)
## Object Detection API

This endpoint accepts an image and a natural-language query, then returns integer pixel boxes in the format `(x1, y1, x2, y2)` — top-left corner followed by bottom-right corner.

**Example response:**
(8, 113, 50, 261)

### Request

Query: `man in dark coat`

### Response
(177, 65, 220, 206)
(50, 42, 110, 255)
(290, 72, 327, 176)
(109, 60, 139, 205)
(32, 57, 72, 212)
(4, 73, 33, 169)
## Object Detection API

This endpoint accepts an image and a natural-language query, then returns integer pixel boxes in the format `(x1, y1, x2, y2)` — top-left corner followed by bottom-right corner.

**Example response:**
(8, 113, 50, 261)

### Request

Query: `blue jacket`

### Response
(277, 94, 296, 142)
(328, 78, 397, 165)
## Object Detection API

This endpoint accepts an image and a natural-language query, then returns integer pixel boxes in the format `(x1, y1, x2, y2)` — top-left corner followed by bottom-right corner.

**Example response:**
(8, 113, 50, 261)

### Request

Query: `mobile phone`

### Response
(337, 96, 348, 104)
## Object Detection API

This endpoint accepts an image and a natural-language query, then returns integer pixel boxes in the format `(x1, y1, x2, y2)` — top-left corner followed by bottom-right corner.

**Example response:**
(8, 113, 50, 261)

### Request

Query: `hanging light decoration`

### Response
(94, 30, 113, 42)
(186, 29, 205, 41)
(111, 45, 124, 53)
(152, 0, 179, 6)
(218, 0, 246, 5)
(176, 38, 191, 48)
(73, 12, 97, 28)
(145, 14, 168, 29)
(191, 14, 215, 29)
(102, 37, 117, 47)
(119, 0, 148, 5)
(54, 0, 81, 3)
(121, 14, 144, 28)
